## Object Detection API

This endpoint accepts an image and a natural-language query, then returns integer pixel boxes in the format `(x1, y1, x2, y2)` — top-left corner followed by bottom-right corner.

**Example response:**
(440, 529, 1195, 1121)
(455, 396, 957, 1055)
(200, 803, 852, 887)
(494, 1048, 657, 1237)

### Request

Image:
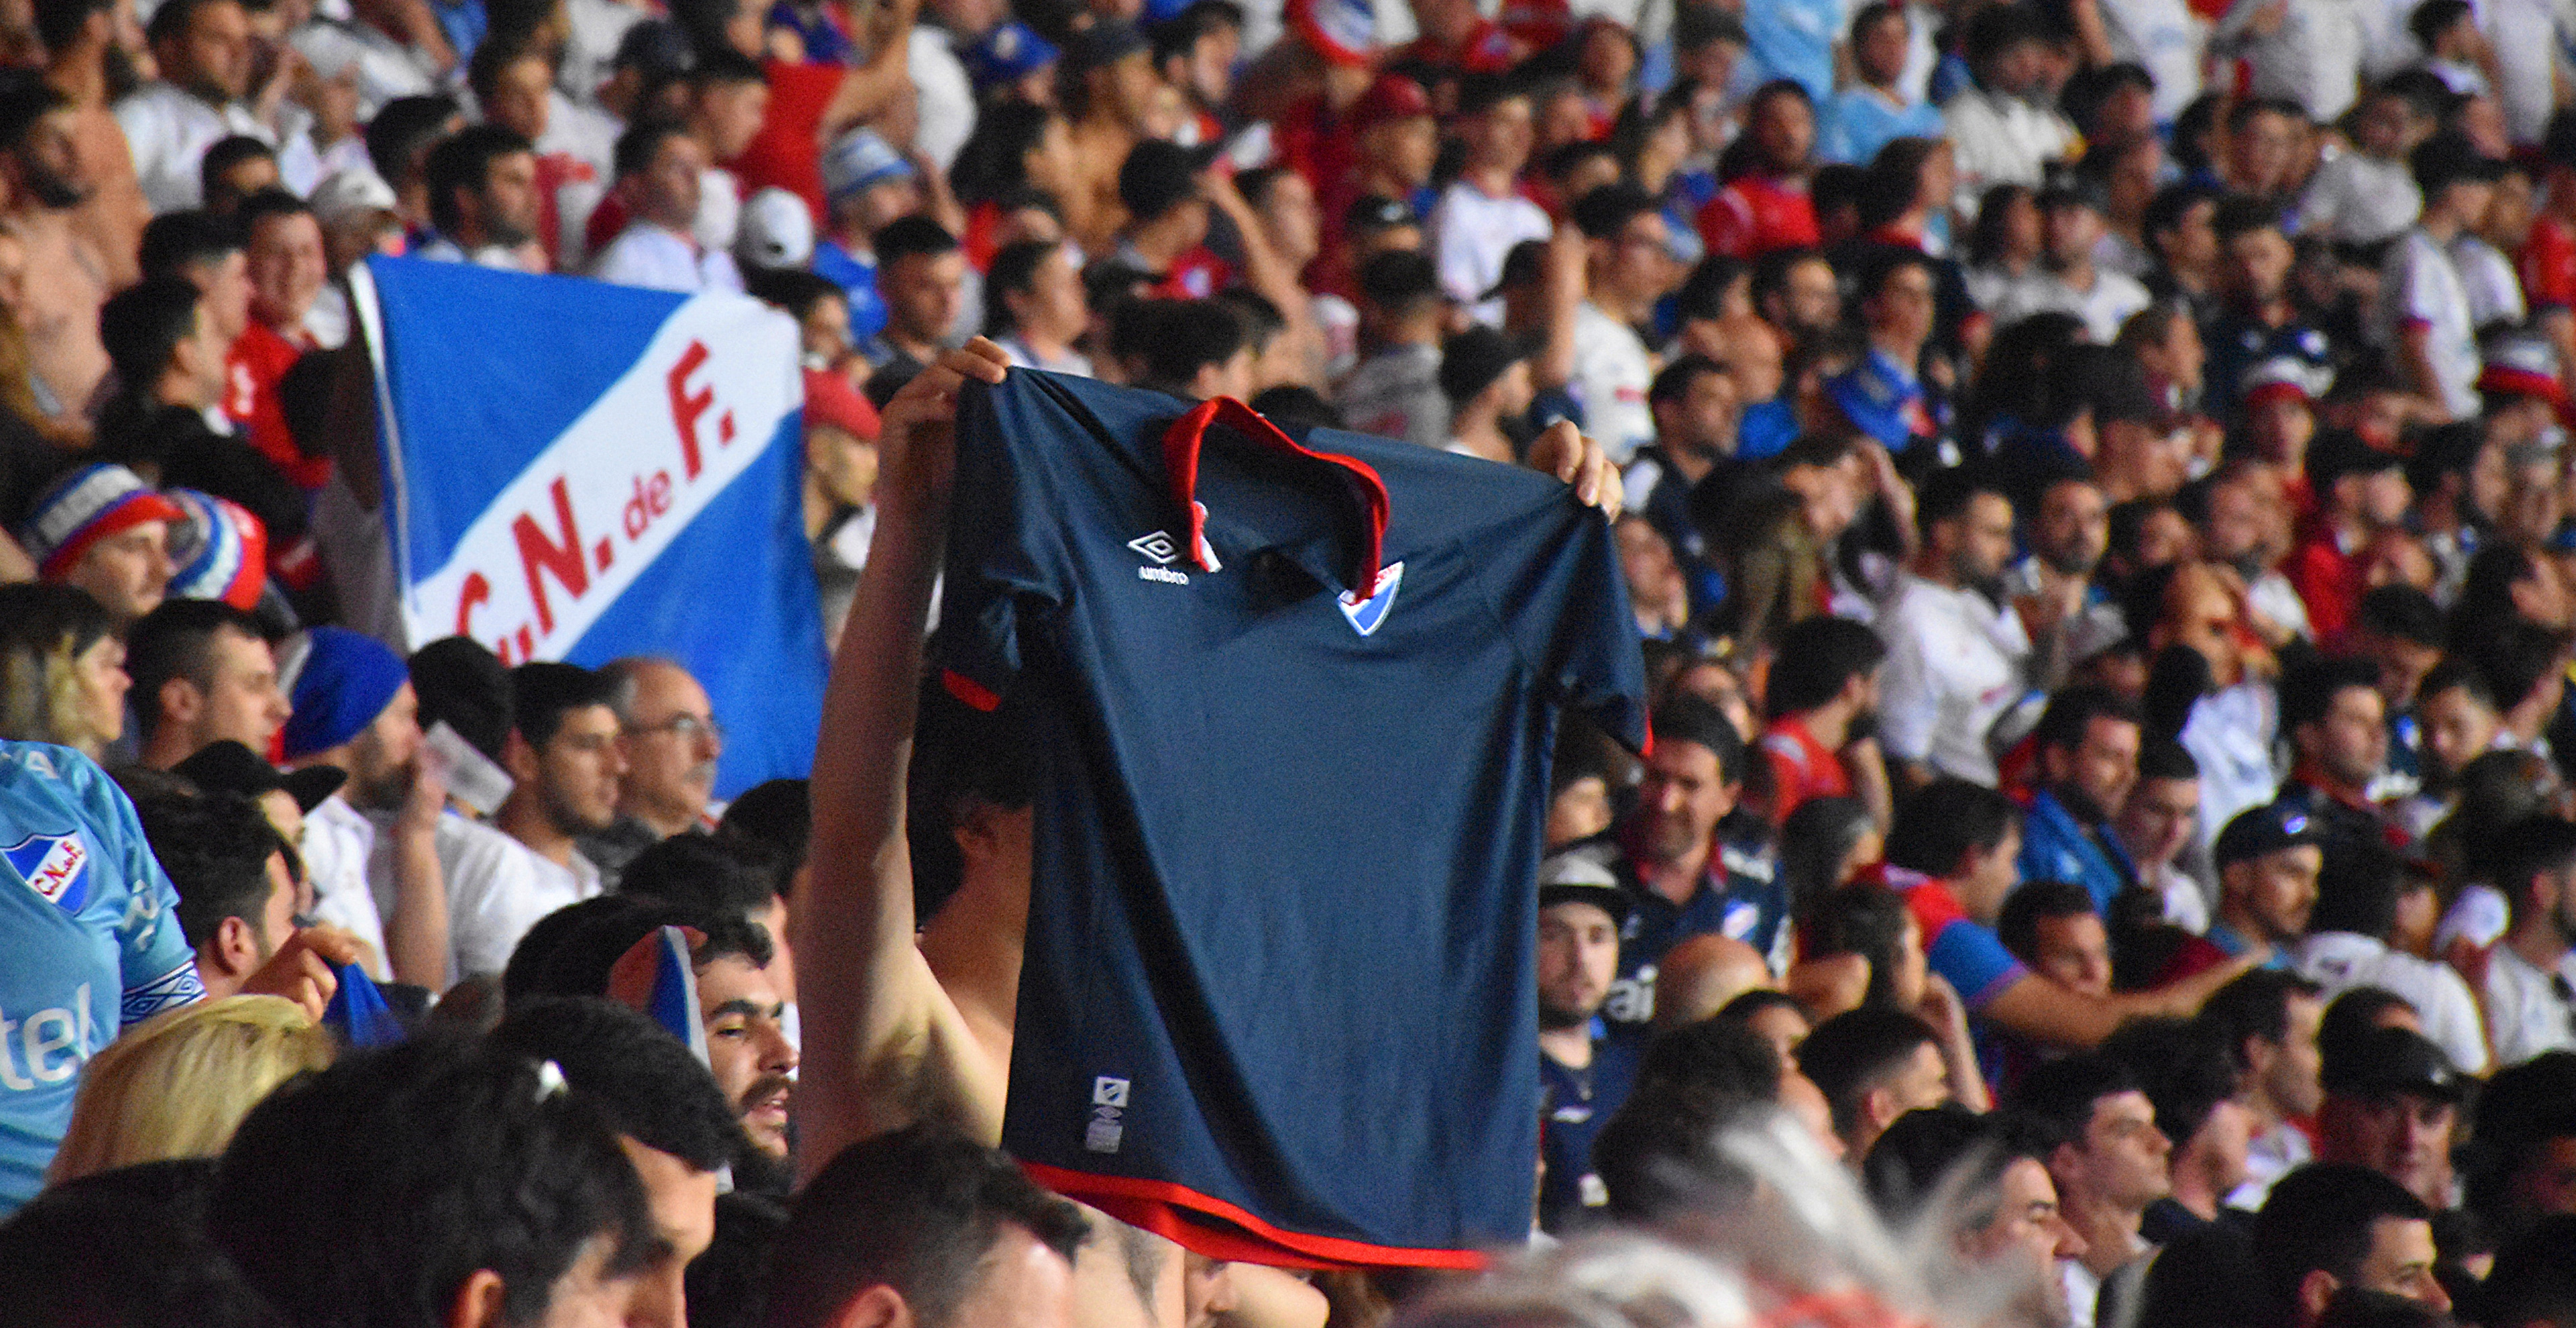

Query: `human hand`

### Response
(1525, 420, 1623, 518)
(871, 338, 1010, 527)
(240, 925, 362, 1018)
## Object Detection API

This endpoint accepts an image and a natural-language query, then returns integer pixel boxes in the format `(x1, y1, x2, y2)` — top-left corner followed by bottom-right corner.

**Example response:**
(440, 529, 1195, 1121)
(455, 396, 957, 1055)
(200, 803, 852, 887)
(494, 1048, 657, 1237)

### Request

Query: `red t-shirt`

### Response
(223, 321, 327, 491)
(2286, 528, 2365, 644)
(535, 150, 598, 271)
(2524, 213, 2576, 310)
(1760, 715, 1850, 824)
(731, 59, 845, 227)
(1698, 174, 1820, 260)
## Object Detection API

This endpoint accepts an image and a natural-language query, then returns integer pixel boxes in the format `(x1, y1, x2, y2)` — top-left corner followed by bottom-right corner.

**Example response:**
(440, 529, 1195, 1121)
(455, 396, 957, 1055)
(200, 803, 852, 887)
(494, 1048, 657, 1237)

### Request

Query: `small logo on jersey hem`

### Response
(5, 831, 89, 913)
(1337, 561, 1404, 635)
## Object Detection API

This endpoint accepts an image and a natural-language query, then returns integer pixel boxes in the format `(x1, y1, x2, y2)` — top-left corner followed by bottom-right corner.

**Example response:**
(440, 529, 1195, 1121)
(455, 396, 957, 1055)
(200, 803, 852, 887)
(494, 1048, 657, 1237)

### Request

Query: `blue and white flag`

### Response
(354, 257, 825, 795)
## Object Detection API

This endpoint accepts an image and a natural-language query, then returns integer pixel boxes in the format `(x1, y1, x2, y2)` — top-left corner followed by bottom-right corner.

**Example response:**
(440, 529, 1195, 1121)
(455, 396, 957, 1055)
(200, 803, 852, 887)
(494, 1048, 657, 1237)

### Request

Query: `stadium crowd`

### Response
(19, 0, 2576, 1319)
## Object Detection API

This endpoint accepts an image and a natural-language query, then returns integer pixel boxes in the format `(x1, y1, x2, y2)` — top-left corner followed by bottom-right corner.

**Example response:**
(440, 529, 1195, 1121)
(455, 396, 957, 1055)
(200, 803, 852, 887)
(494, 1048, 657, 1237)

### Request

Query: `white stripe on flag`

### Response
(400, 291, 801, 664)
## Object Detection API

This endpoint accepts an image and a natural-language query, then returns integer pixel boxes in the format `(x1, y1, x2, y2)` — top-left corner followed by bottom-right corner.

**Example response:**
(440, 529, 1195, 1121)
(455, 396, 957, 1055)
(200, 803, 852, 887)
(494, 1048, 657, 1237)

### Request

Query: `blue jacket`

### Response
(2015, 787, 2134, 914)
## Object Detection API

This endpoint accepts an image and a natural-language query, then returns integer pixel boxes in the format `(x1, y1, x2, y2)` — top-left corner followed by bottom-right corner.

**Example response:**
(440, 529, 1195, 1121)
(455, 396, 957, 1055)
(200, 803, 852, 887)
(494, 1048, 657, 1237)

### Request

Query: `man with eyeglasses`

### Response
(582, 656, 727, 884)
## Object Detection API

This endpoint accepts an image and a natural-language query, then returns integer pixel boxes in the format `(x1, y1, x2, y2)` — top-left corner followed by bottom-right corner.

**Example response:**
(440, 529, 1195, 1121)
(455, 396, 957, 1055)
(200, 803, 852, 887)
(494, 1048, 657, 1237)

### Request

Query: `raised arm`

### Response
(796, 339, 1014, 1184)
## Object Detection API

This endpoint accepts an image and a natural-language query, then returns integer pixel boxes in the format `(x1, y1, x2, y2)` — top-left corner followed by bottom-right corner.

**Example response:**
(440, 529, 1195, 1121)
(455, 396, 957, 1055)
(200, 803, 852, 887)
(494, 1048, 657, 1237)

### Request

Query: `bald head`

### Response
(1653, 933, 1776, 1031)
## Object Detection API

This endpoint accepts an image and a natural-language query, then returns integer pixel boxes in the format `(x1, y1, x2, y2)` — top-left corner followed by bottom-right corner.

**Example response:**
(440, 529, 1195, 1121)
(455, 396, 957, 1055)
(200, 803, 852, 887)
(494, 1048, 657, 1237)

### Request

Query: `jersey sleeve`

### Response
(1473, 497, 1650, 748)
(1925, 917, 2029, 1011)
(59, 748, 203, 1025)
(930, 374, 1077, 705)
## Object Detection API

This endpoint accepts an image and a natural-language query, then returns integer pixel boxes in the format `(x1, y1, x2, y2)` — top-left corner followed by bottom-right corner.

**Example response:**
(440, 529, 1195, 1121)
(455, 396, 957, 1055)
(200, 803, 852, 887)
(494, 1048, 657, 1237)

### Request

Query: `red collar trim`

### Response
(1159, 396, 1389, 593)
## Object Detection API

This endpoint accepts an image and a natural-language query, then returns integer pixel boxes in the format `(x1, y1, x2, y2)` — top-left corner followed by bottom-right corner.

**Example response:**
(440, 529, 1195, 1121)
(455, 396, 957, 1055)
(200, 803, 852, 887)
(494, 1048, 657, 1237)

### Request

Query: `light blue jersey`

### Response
(0, 742, 202, 1213)
(1817, 88, 1945, 166)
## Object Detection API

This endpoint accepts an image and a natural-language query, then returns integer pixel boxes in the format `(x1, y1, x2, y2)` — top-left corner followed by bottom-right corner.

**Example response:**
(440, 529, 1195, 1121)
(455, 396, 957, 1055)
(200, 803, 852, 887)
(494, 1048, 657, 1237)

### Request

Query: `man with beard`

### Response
(282, 625, 452, 990)
(2316, 1026, 2471, 1211)
(0, 81, 111, 428)
(416, 123, 542, 271)
(1876, 468, 2030, 790)
(2483, 817, 2576, 1066)
(436, 662, 625, 979)
(2009, 473, 2118, 690)
(1593, 695, 1790, 1037)
(1534, 852, 1639, 1231)
(115, 0, 315, 215)
(580, 657, 725, 884)
(2016, 687, 2146, 916)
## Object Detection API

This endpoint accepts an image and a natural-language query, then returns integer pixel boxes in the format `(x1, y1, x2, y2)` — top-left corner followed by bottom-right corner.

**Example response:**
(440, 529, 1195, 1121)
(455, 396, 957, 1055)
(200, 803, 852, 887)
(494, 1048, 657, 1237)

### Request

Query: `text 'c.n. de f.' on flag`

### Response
(353, 256, 825, 797)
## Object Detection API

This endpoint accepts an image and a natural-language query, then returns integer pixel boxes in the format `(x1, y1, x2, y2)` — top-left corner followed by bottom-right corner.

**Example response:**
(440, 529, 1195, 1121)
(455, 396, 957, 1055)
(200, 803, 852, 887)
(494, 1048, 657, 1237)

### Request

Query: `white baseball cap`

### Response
(736, 187, 815, 270)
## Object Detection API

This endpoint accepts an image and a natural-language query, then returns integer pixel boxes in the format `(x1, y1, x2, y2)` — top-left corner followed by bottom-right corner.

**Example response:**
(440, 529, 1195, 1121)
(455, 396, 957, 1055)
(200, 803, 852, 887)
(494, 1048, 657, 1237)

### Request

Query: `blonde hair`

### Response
(46, 995, 336, 1184)
(0, 581, 118, 760)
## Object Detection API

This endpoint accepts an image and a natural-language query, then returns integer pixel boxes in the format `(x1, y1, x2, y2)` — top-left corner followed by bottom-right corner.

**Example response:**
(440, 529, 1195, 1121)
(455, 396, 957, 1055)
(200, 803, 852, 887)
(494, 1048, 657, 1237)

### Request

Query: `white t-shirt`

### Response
(2228, 1120, 2312, 1209)
(2182, 681, 2282, 850)
(2098, 0, 2207, 120)
(300, 795, 389, 981)
(908, 27, 977, 173)
(2376, 228, 2483, 419)
(1430, 179, 1552, 326)
(1570, 301, 1656, 464)
(411, 813, 604, 982)
(592, 221, 746, 294)
(2485, 942, 2576, 1068)
(1987, 266, 2153, 342)
(113, 82, 320, 214)
(1944, 88, 2076, 221)
(289, 18, 441, 121)
(1874, 570, 2032, 785)
(2218, 0, 2367, 121)
(2294, 929, 2493, 1074)
(2451, 233, 2527, 330)
(2298, 150, 2420, 244)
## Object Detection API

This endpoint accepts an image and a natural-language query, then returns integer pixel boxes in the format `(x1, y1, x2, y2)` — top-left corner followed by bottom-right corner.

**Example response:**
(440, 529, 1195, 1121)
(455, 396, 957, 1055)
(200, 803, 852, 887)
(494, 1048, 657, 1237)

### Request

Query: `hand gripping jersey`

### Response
(936, 372, 1647, 1268)
(0, 742, 203, 1213)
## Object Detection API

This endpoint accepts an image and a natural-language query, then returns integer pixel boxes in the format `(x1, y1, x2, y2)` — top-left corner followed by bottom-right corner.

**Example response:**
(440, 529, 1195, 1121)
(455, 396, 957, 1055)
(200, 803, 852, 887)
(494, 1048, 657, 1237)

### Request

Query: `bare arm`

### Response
(796, 339, 1014, 1183)
(818, 0, 923, 138)
(1532, 225, 1585, 391)
(1203, 172, 1323, 389)
(2396, 324, 2455, 421)
(381, 762, 451, 989)
(1978, 949, 2266, 1050)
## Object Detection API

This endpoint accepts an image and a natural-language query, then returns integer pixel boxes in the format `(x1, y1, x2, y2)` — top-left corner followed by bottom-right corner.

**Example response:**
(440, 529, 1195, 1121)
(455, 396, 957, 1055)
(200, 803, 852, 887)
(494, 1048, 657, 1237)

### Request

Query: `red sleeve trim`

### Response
(1020, 1161, 1493, 1270)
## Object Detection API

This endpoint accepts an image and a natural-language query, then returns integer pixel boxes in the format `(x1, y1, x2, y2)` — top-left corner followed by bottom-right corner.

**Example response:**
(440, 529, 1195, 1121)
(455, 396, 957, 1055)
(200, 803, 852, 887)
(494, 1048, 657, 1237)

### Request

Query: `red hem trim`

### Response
(1020, 1161, 1492, 1270)
(941, 669, 1002, 712)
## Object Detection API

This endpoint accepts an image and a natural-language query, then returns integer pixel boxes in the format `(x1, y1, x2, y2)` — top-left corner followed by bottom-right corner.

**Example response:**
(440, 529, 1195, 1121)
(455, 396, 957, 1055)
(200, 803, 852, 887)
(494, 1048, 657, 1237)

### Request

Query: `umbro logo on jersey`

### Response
(5, 832, 89, 913)
(1337, 561, 1404, 636)
(1128, 531, 1179, 564)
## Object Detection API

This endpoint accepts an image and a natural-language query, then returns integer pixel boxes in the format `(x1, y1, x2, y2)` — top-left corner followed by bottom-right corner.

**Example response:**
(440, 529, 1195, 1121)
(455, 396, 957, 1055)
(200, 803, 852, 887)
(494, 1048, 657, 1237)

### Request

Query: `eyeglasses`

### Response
(632, 714, 725, 744)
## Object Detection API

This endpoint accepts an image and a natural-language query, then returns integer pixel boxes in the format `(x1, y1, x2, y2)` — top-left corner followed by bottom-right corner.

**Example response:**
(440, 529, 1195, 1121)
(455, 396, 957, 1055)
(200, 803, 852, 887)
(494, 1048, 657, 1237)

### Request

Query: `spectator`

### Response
(2254, 1164, 2451, 1326)
(124, 598, 286, 771)
(2294, 839, 2489, 1074)
(1338, 250, 1450, 450)
(1431, 74, 1550, 324)
(812, 128, 922, 346)
(439, 661, 624, 979)
(1799, 1007, 1950, 1162)
(620, 830, 798, 1011)
(134, 789, 303, 1001)
(1817, 5, 1943, 167)
(1946, 7, 2079, 221)
(2010, 1053, 2171, 1327)
(2197, 968, 2328, 1208)
(211, 1035, 660, 1328)
(1438, 325, 1534, 462)
(2100, 1017, 2255, 1234)
(2482, 816, 2576, 1066)
(1534, 852, 1635, 1229)
(592, 121, 742, 293)
(2000, 878, 2116, 997)
(1760, 615, 1890, 826)
(197, 134, 275, 216)
(2316, 1025, 2469, 1211)
(1112, 140, 1224, 299)
(584, 656, 726, 882)
(47, 994, 331, 1183)
(2275, 656, 2404, 858)
(2379, 133, 2505, 419)
(985, 239, 1092, 376)
(1991, 182, 2154, 342)
(417, 123, 541, 270)
(1864, 1105, 2087, 1328)
(279, 625, 447, 989)
(17, 466, 179, 629)
(0, 581, 127, 760)
(115, 0, 314, 215)
(1570, 184, 1679, 463)
(1875, 468, 2029, 787)
(1701, 81, 1822, 262)
(860, 217, 967, 404)
(2017, 687, 2147, 913)
(2116, 738, 2210, 932)
(0, 79, 113, 429)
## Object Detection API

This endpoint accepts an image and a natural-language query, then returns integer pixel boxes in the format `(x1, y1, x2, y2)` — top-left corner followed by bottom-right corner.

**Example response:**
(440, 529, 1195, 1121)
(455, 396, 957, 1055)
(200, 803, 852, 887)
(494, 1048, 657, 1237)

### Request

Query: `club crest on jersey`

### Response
(1337, 561, 1404, 636)
(6, 832, 89, 913)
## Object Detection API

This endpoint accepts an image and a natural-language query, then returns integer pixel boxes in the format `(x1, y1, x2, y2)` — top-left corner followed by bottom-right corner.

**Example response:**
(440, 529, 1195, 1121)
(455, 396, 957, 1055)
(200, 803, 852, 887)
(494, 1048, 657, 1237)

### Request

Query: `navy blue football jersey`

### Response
(934, 372, 1646, 1268)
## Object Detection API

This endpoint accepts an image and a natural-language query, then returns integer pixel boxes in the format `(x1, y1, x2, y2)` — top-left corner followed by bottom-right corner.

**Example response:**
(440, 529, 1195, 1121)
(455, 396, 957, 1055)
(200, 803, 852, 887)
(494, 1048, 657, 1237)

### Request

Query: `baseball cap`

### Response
(1349, 74, 1433, 131)
(612, 19, 695, 80)
(961, 21, 1061, 91)
(1344, 193, 1417, 236)
(1825, 351, 1926, 450)
(162, 488, 269, 611)
(1118, 139, 1218, 221)
(802, 366, 879, 439)
(2323, 1025, 2470, 1102)
(2242, 355, 2329, 408)
(1065, 17, 1150, 73)
(820, 128, 915, 203)
(1538, 848, 1632, 927)
(2412, 130, 2509, 194)
(172, 738, 347, 813)
(19, 464, 184, 582)
(736, 187, 814, 270)
(307, 168, 398, 227)
(1438, 325, 1526, 405)
(2213, 802, 2326, 869)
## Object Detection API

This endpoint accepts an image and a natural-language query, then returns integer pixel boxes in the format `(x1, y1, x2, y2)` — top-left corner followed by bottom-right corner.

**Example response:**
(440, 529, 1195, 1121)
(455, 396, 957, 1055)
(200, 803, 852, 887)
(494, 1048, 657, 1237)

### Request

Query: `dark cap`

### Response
(1438, 325, 1527, 405)
(2214, 802, 2327, 868)
(172, 739, 347, 813)
(1538, 848, 1632, 927)
(2412, 130, 2510, 194)
(2324, 1025, 2470, 1103)
(407, 635, 514, 764)
(1479, 238, 1550, 300)
(1065, 17, 1151, 72)
(1344, 194, 1418, 236)
(611, 19, 695, 79)
(1117, 138, 1218, 220)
